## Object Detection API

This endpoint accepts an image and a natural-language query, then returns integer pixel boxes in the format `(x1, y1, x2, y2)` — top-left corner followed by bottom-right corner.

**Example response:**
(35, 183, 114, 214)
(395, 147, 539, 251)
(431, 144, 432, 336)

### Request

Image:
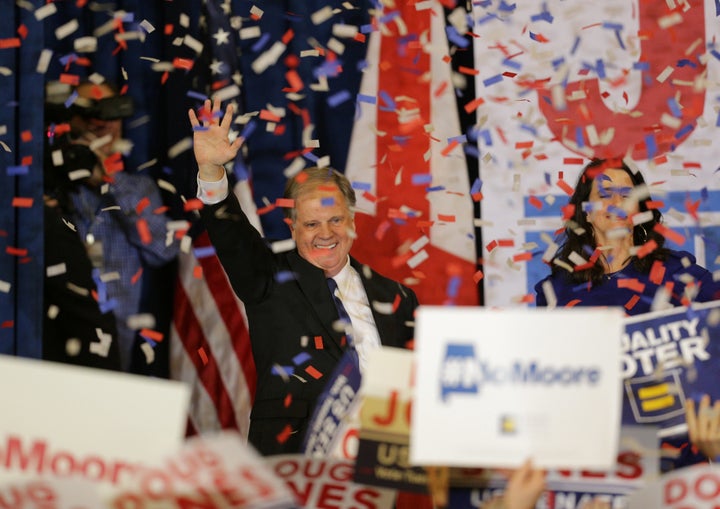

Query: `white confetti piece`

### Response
(46, 263, 67, 277)
(271, 238, 296, 253)
(327, 37, 345, 55)
(212, 84, 241, 102)
(36, 49, 52, 74)
(74, 36, 97, 53)
(315, 155, 330, 168)
(283, 157, 306, 178)
(240, 26, 261, 39)
(0, 280, 11, 293)
(183, 34, 204, 54)
(656, 65, 674, 83)
(168, 137, 193, 159)
(332, 24, 358, 38)
(47, 305, 59, 319)
(410, 235, 430, 253)
(252, 41, 286, 74)
(140, 19, 155, 33)
(311, 6, 334, 25)
(141, 342, 155, 364)
(407, 249, 429, 269)
(55, 19, 79, 41)
(127, 313, 156, 331)
(250, 5, 264, 18)
(34, 2, 57, 20)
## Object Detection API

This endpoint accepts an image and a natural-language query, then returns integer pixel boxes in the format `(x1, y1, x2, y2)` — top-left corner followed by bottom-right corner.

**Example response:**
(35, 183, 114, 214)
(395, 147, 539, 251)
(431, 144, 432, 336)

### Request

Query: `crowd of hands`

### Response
(425, 395, 720, 509)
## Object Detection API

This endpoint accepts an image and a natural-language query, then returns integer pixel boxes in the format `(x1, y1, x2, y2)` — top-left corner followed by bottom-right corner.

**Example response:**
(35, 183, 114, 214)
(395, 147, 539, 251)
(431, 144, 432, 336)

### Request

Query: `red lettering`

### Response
(695, 473, 720, 500)
(4, 437, 46, 473)
(273, 459, 299, 478)
(317, 483, 345, 509)
(342, 428, 359, 459)
(328, 462, 353, 482)
(616, 452, 642, 480)
(353, 488, 380, 509)
(139, 469, 173, 499)
(286, 480, 313, 505)
(111, 493, 144, 509)
(26, 481, 56, 502)
(80, 455, 107, 481)
(236, 466, 275, 498)
(578, 470, 606, 479)
(303, 459, 327, 479)
(49, 450, 76, 476)
(0, 487, 21, 509)
(664, 478, 687, 504)
(372, 391, 398, 426)
(174, 491, 216, 509)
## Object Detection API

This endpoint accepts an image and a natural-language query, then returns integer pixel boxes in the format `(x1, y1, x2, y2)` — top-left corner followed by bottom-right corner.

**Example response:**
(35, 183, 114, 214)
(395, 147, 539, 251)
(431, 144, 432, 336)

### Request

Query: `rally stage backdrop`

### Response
(471, 0, 720, 307)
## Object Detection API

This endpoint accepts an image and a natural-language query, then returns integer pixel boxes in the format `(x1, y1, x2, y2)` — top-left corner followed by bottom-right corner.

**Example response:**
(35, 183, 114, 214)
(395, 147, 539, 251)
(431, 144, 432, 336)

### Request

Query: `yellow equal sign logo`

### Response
(638, 383, 675, 412)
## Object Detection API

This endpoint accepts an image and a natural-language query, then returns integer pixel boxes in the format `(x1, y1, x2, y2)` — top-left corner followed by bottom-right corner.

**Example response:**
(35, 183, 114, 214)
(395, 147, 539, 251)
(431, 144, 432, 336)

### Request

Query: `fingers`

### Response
(685, 397, 698, 443)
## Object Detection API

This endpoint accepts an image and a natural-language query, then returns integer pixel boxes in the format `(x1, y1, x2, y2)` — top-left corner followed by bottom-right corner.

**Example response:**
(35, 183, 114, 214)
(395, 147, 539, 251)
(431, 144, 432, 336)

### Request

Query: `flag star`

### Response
(232, 71, 243, 85)
(210, 59, 226, 75)
(213, 27, 231, 46)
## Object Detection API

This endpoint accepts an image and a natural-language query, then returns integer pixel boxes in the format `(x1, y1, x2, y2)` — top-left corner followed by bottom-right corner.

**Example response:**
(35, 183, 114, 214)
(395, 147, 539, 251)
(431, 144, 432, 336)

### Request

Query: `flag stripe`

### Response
(173, 275, 240, 430)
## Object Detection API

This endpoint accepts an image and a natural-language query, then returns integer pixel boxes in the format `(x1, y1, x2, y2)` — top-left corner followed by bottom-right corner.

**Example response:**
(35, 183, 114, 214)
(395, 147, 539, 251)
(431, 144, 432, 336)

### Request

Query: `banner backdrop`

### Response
(472, 0, 720, 306)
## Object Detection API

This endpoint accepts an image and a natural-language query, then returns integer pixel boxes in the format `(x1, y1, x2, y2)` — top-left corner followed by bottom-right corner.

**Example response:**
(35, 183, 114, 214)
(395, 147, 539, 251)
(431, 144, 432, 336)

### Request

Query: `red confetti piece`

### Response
(392, 293, 401, 312)
(281, 29, 294, 45)
(563, 157, 584, 165)
(17, 25, 28, 40)
(275, 198, 294, 208)
(198, 347, 209, 366)
(518, 294, 534, 303)
(172, 58, 194, 70)
(314, 336, 324, 349)
(164, 24, 174, 35)
(362, 191, 377, 203)
(636, 240, 658, 259)
(472, 191, 483, 202)
(463, 97, 485, 113)
(305, 365, 322, 380)
(256, 204, 276, 215)
(433, 81, 448, 98)
(135, 196, 151, 215)
(354, 33, 366, 43)
(140, 328, 164, 342)
(20, 131, 32, 142)
(260, 109, 282, 122)
(0, 38, 21, 49)
(684, 198, 700, 221)
(649, 261, 666, 285)
(284, 394, 293, 408)
(528, 195, 542, 210)
(645, 200, 664, 210)
(416, 220, 434, 228)
(276, 424, 293, 444)
(11, 197, 33, 208)
(440, 139, 460, 157)
(6, 247, 27, 257)
(472, 270, 484, 283)
(617, 278, 646, 293)
(653, 224, 685, 246)
(131, 267, 143, 285)
(184, 198, 204, 212)
(498, 239, 514, 247)
(1, 321, 13, 329)
(437, 214, 456, 222)
(458, 66, 479, 76)
(515, 140, 533, 149)
(512, 252, 532, 263)
(486, 240, 498, 252)
(136, 218, 152, 245)
(624, 294, 640, 311)
(193, 266, 203, 279)
(557, 180, 574, 196)
(59, 73, 80, 86)
(565, 299, 581, 308)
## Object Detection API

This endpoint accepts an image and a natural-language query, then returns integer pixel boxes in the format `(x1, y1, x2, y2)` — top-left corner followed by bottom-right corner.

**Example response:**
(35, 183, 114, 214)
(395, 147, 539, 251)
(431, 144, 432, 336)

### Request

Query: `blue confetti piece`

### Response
(411, 174, 433, 185)
(476, 14, 498, 25)
(667, 97, 682, 117)
(716, 110, 720, 127)
(470, 178, 482, 195)
(357, 94, 376, 105)
(595, 59, 606, 79)
(360, 24, 375, 34)
(275, 271, 297, 284)
(251, 32, 271, 53)
(321, 196, 335, 206)
(193, 245, 216, 259)
(530, 10, 553, 23)
(192, 125, 209, 131)
(58, 53, 78, 66)
(7, 165, 29, 176)
(633, 61, 650, 71)
(570, 36, 581, 55)
(603, 22, 623, 31)
(240, 120, 256, 140)
(478, 129, 493, 146)
(645, 134, 657, 159)
(272, 365, 295, 376)
(379, 10, 400, 25)
(520, 124, 538, 137)
(503, 58, 522, 70)
(304, 152, 319, 164)
(677, 59, 697, 68)
(64, 90, 78, 109)
(711, 49, 720, 62)
(675, 124, 694, 139)
(613, 30, 625, 50)
(446, 26, 470, 48)
(446, 276, 461, 298)
(544, 172, 551, 186)
(483, 74, 503, 87)
(426, 185, 446, 193)
(187, 90, 208, 101)
(551, 56, 565, 70)
(448, 134, 467, 144)
(328, 90, 351, 108)
(498, 1, 516, 12)
(378, 90, 396, 111)
(575, 126, 585, 149)
(464, 145, 480, 159)
(293, 352, 312, 365)
(701, 187, 709, 201)
(99, 298, 118, 314)
(351, 181, 372, 191)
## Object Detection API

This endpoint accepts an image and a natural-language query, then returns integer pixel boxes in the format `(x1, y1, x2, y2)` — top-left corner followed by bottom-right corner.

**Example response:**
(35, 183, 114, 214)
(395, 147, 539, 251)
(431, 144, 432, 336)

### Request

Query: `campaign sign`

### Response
(111, 431, 297, 509)
(0, 354, 189, 486)
(411, 307, 624, 469)
(447, 425, 658, 509)
(0, 478, 104, 509)
(266, 455, 396, 509)
(354, 347, 430, 493)
(626, 462, 720, 508)
(302, 351, 362, 460)
(621, 300, 720, 437)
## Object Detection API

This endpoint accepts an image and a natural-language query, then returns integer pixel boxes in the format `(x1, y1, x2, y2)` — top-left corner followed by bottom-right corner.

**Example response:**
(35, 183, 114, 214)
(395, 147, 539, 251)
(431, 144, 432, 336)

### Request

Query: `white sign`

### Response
(410, 306, 623, 469)
(627, 462, 720, 508)
(0, 354, 189, 485)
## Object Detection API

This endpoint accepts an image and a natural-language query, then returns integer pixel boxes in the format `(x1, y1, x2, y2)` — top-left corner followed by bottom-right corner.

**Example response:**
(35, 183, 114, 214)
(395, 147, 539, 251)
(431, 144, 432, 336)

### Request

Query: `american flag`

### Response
(169, 0, 258, 438)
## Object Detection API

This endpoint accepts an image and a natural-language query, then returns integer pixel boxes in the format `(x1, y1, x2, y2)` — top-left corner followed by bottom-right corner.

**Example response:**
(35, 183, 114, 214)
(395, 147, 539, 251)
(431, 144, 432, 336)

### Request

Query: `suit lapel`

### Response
(286, 250, 347, 352)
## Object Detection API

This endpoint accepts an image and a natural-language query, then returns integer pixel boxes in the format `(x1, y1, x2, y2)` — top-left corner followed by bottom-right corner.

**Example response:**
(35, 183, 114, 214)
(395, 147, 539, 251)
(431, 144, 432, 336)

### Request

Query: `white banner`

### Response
(472, 0, 720, 306)
(410, 306, 623, 469)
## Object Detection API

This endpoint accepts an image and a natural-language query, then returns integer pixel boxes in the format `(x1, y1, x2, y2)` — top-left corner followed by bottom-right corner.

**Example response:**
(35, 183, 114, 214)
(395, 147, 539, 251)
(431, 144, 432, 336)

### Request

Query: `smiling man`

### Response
(189, 99, 418, 455)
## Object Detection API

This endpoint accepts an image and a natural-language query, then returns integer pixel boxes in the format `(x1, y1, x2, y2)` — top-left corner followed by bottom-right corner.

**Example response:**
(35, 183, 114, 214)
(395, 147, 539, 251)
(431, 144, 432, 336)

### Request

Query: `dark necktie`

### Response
(327, 277, 360, 369)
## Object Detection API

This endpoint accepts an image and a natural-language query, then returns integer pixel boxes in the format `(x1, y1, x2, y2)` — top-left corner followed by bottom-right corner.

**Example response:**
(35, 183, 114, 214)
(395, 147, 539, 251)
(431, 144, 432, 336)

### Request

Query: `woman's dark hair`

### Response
(551, 158, 669, 284)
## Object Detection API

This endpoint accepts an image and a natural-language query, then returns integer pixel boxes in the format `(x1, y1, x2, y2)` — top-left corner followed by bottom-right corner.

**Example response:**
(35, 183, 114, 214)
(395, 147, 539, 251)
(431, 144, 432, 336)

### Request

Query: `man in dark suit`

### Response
(188, 99, 418, 455)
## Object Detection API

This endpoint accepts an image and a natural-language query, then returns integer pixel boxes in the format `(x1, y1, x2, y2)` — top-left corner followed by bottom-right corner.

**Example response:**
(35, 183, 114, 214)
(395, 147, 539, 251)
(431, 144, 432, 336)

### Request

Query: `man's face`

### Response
(71, 83, 122, 157)
(290, 184, 355, 278)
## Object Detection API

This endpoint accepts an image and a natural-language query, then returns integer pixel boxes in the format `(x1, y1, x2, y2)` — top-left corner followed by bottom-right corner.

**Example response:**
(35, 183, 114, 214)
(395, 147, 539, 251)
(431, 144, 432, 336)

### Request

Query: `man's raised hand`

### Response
(188, 98, 243, 181)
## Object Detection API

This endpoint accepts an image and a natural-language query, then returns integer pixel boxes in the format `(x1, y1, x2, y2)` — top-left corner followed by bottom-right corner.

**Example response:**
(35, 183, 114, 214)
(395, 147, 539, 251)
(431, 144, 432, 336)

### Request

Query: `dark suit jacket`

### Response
(201, 192, 418, 455)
